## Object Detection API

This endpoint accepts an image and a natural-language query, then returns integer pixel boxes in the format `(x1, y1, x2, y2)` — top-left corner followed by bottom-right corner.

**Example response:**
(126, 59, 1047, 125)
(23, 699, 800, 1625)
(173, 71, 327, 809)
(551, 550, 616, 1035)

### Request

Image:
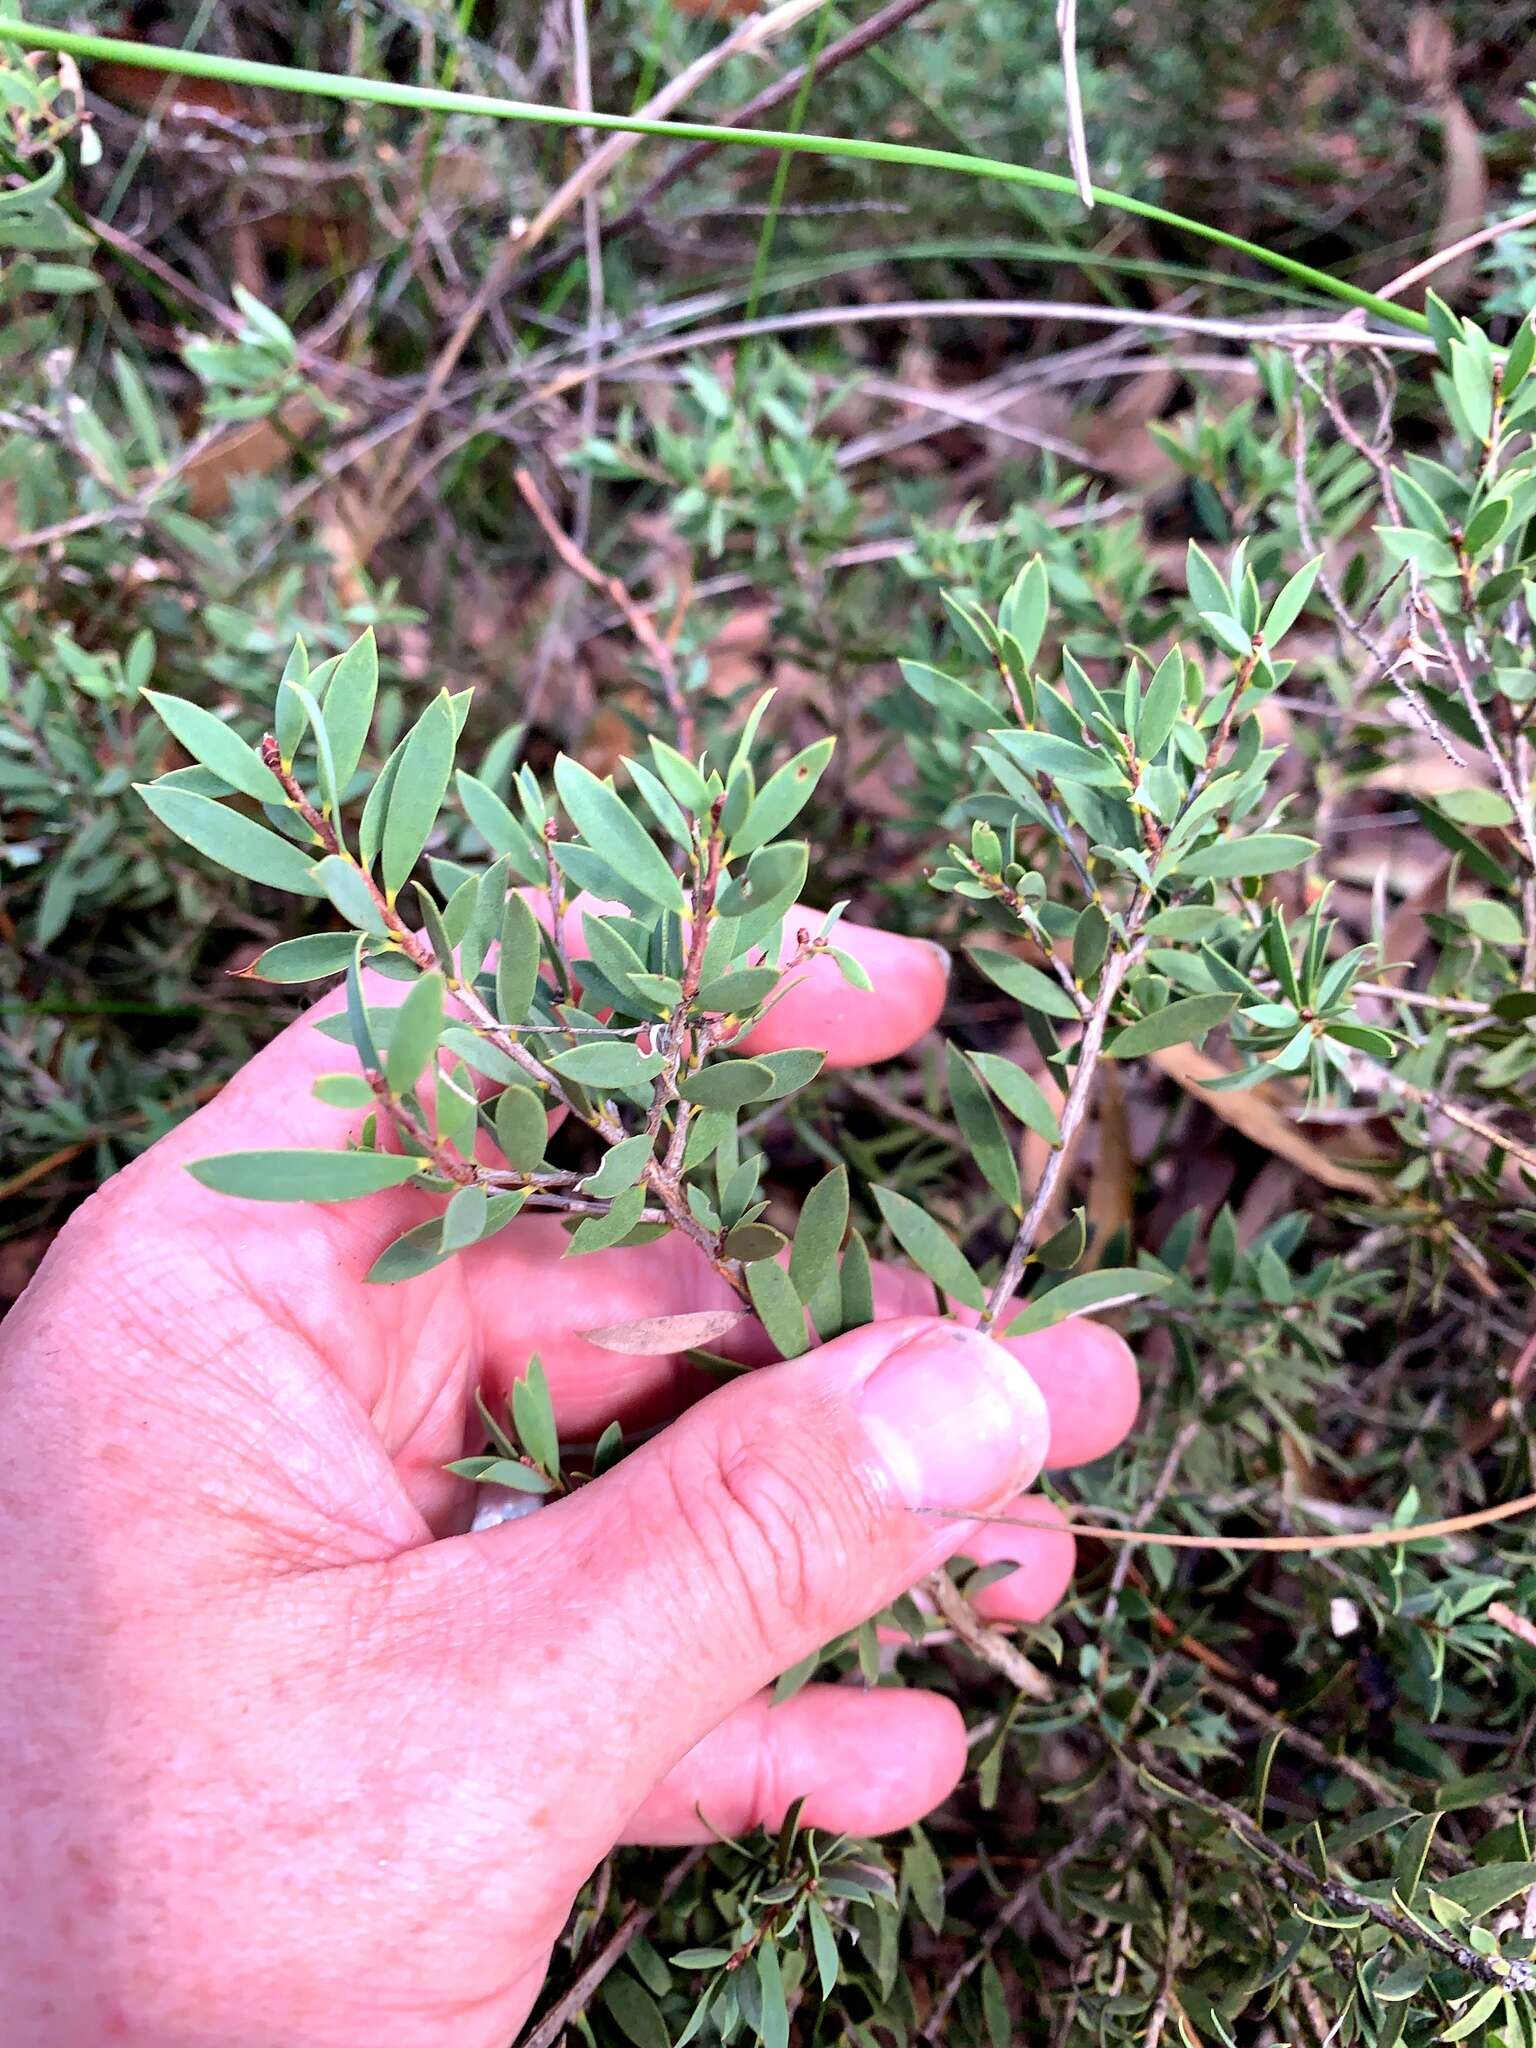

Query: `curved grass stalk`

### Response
(1, 18, 1429, 335)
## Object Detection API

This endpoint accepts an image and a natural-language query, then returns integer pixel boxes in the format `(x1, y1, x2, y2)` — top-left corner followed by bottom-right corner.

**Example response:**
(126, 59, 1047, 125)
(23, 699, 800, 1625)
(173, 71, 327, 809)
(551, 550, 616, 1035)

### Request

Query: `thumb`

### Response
(470, 1315, 1049, 1795)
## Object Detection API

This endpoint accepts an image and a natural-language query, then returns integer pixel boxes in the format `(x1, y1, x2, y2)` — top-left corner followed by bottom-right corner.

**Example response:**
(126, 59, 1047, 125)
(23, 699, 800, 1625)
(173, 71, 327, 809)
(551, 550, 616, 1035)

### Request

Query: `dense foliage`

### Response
(4, 5, 1536, 2044)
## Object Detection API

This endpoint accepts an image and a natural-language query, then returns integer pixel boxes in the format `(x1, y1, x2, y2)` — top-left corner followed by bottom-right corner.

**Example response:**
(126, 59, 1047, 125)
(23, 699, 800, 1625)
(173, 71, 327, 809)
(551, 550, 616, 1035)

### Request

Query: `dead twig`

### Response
(522, 1849, 705, 2048)
(513, 467, 695, 756)
(1055, 0, 1093, 208)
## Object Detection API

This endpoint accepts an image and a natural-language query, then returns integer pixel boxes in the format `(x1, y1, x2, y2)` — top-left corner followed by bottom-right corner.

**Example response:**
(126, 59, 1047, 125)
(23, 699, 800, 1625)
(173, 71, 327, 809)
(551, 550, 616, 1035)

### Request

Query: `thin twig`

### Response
(522, 1849, 706, 2048)
(364, 0, 834, 537)
(1376, 202, 1536, 302)
(523, 0, 941, 287)
(568, 0, 603, 555)
(514, 467, 695, 756)
(925, 1567, 1052, 1700)
(1055, 0, 1093, 208)
(921, 1806, 1129, 2039)
(980, 949, 1134, 1331)
(935, 1487, 1536, 1552)
(1137, 1767, 1535, 1992)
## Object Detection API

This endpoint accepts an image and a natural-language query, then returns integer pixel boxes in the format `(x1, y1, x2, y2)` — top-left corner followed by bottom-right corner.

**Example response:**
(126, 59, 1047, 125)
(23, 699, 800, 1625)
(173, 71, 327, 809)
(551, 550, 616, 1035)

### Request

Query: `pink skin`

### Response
(0, 915, 1138, 2047)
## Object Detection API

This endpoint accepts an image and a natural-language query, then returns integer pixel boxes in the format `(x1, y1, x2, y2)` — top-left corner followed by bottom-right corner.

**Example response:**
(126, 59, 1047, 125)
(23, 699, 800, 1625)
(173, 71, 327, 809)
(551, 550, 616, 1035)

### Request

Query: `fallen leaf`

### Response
(580, 1309, 749, 1355)
(1148, 1043, 1386, 1196)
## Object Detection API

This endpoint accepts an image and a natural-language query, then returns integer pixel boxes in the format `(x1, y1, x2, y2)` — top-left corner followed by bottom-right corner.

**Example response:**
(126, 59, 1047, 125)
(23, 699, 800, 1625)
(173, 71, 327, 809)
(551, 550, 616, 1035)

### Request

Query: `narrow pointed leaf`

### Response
(385, 970, 444, 1094)
(1106, 992, 1237, 1057)
(554, 755, 686, 912)
(320, 629, 378, 790)
(872, 1187, 985, 1308)
(497, 890, 542, 1025)
(382, 691, 456, 899)
(142, 691, 281, 801)
(137, 783, 325, 895)
(188, 1148, 422, 1202)
(1006, 1267, 1169, 1336)
(968, 1051, 1062, 1146)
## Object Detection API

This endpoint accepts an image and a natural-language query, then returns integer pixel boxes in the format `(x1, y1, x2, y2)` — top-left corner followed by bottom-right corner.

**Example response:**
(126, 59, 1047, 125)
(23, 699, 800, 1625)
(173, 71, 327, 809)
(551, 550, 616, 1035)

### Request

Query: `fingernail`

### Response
(858, 1324, 1047, 1512)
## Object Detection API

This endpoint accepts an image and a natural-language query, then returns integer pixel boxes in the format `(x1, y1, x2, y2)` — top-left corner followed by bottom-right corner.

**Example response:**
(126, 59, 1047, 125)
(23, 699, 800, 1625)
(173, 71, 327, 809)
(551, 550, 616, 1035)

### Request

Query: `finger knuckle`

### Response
(661, 1421, 829, 1653)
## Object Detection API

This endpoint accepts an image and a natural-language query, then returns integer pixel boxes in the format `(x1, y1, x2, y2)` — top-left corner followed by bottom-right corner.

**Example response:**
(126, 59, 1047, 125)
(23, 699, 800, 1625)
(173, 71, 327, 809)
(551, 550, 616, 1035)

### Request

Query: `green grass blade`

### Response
(0, 19, 1428, 333)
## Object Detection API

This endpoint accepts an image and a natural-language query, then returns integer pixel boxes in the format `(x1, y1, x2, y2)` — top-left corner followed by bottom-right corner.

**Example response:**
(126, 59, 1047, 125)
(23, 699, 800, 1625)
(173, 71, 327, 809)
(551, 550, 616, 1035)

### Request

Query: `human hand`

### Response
(0, 913, 1138, 2048)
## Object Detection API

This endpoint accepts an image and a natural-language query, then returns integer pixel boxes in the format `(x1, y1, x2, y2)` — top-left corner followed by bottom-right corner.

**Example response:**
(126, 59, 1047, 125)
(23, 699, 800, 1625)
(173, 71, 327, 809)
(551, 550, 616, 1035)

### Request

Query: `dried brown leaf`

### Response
(580, 1309, 749, 1355)
(1148, 1044, 1386, 1197)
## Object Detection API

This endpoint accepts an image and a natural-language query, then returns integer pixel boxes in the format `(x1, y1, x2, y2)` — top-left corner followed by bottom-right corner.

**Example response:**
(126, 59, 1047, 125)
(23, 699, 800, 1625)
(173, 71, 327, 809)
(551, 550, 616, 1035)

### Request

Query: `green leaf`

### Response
(1438, 787, 1515, 827)
(998, 555, 1049, 666)
(381, 691, 456, 900)
(841, 1229, 874, 1329)
(441, 1183, 489, 1252)
(188, 1148, 422, 1202)
(1450, 338, 1493, 442)
(582, 1133, 654, 1197)
(752, 1048, 826, 1098)
(1106, 992, 1238, 1057)
(968, 1051, 1062, 1146)
(730, 736, 835, 857)
(494, 1084, 548, 1169)
(1185, 542, 1230, 618)
(981, 1960, 1011, 2048)
(344, 941, 380, 1070)
(366, 1214, 448, 1283)
(549, 1041, 666, 1088)
(692, 966, 782, 1015)
(1174, 833, 1318, 880)
(1005, 1267, 1169, 1337)
(320, 630, 378, 790)
(569, 1185, 649, 1252)
(1442, 1988, 1503, 2043)
(554, 755, 686, 912)
(497, 890, 542, 1025)
(648, 739, 712, 814)
(512, 1358, 561, 1479)
(386, 970, 445, 1094)
(903, 1829, 946, 1934)
(900, 658, 1000, 731)
(789, 1165, 850, 1300)
(679, 1059, 776, 1109)
(456, 770, 540, 873)
(725, 1221, 790, 1263)
(1136, 646, 1185, 763)
(1199, 610, 1253, 659)
(967, 946, 1080, 1020)
(992, 729, 1128, 789)
(807, 1900, 840, 2001)
(446, 1456, 552, 1494)
(1463, 495, 1511, 557)
(1372, 1956, 1429, 2003)
(142, 690, 281, 802)
(313, 853, 390, 937)
(1431, 1861, 1536, 1919)
(717, 842, 804, 921)
(313, 1073, 375, 1108)
(1262, 558, 1321, 646)
(1391, 1813, 1439, 1908)
(744, 1259, 808, 1357)
(136, 783, 325, 896)
(1463, 897, 1524, 946)
(947, 1045, 1021, 1212)
(1377, 526, 1461, 579)
(872, 1187, 985, 1308)
(603, 1975, 671, 2048)
(241, 932, 358, 982)
(756, 1944, 788, 2048)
